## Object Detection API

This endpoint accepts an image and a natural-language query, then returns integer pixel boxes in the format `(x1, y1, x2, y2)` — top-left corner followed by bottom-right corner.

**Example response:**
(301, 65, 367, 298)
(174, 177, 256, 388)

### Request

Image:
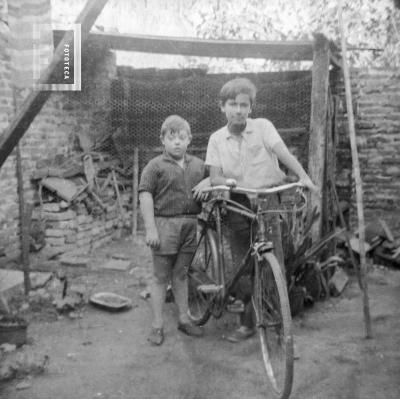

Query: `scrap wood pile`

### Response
(29, 151, 133, 256)
(282, 205, 348, 316)
(285, 204, 400, 317)
(345, 219, 400, 269)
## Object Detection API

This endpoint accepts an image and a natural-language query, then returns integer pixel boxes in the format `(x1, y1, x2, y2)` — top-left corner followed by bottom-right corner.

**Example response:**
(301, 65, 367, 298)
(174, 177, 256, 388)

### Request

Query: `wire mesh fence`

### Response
(106, 69, 312, 171)
(28, 66, 315, 257)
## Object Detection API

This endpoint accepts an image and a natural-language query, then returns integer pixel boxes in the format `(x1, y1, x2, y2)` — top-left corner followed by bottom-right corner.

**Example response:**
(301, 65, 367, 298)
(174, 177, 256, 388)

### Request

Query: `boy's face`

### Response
(220, 93, 252, 133)
(161, 129, 191, 160)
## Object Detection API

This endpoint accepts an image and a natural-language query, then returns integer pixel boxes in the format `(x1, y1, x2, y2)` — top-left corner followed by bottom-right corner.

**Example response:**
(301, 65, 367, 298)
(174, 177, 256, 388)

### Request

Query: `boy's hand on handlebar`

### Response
(225, 178, 237, 187)
(192, 177, 211, 201)
(299, 176, 319, 196)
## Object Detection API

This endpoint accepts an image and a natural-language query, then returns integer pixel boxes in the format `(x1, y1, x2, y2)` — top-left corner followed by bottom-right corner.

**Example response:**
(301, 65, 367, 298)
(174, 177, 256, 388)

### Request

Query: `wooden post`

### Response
(308, 33, 330, 242)
(338, 0, 372, 338)
(132, 147, 139, 237)
(15, 143, 31, 295)
(111, 170, 124, 219)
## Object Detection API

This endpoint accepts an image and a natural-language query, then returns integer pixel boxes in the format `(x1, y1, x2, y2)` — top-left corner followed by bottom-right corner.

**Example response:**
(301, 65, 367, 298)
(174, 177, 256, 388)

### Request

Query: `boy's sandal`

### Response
(177, 322, 204, 337)
(147, 327, 164, 346)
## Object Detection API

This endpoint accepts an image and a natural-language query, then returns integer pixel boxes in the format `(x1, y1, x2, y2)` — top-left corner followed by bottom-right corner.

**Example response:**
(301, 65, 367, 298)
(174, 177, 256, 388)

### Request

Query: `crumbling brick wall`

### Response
(0, 21, 118, 259)
(0, 24, 20, 257)
(334, 68, 400, 232)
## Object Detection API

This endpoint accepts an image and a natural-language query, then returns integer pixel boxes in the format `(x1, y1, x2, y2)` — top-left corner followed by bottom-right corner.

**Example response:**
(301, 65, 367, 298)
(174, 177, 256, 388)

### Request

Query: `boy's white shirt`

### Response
(205, 118, 286, 189)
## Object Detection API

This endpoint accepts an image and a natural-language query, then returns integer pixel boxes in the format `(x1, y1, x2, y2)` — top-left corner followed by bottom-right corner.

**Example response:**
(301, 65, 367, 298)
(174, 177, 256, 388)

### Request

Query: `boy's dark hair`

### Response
(160, 115, 191, 138)
(219, 78, 257, 106)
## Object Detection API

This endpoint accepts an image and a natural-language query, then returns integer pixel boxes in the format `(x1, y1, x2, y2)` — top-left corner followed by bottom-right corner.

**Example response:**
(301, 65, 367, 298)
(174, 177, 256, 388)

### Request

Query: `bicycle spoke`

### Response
(253, 252, 293, 399)
(188, 229, 220, 325)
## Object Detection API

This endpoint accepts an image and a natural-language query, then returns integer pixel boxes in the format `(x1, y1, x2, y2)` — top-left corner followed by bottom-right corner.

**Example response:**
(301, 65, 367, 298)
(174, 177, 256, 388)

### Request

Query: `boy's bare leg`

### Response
(150, 254, 174, 330)
(171, 252, 192, 324)
(172, 252, 203, 336)
(150, 280, 167, 329)
(172, 274, 190, 324)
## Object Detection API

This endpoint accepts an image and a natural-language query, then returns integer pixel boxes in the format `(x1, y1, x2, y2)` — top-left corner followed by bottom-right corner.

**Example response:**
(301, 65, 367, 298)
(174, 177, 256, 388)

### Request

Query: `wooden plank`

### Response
(378, 219, 394, 242)
(308, 33, 330, 242)
(54, 30, 316, 61)
(16, 142, 31, 295)
(338, 0, 372, 339)
(0, 0, 109, 168)
(131, 147, 139, 236)
(322, 92, 335, 244)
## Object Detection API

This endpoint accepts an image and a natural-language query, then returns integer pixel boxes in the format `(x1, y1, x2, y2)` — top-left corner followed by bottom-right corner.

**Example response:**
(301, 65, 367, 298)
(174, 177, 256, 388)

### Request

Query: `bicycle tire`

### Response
(188, 227, 220, 325)
(253, 252, 294, 399)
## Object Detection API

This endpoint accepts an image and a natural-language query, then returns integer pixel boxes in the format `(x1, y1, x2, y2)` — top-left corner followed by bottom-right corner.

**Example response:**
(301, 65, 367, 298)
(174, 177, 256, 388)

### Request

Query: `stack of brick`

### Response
(334, 68, 400, 231)
(38, 201, 128, 256)
(356, 69, 400, 229)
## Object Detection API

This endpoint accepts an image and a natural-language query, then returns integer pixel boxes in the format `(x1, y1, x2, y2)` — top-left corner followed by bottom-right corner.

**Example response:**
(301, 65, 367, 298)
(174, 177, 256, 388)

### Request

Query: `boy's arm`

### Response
(192, 177, 211, 201)
(139, 191, 160, 248)
(210, 166, 237, 186)
(272, 141, 318, 194)
(206, 136, 236, 187)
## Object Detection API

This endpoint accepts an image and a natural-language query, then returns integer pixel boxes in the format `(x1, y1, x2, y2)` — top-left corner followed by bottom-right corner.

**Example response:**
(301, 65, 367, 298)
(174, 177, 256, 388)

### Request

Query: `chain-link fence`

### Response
(106, 69, 312, 171)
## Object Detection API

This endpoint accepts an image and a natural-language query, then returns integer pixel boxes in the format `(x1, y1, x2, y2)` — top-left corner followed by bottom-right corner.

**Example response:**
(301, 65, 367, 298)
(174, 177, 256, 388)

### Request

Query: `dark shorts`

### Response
(153, 216, 197, 255)
(151, 216, 197, 284)
(151, 252, 193, 284)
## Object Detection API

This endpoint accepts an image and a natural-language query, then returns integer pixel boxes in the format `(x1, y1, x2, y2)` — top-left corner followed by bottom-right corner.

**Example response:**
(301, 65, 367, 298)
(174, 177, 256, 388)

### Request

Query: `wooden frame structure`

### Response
(1, 22, 339, 242)
(66, 29, 337, 241)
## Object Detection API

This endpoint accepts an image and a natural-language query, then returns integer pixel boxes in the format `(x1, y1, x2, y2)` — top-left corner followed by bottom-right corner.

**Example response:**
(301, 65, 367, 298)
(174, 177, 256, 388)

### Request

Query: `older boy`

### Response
(205, 78, 317, 342)
(139, 115, 207, 345)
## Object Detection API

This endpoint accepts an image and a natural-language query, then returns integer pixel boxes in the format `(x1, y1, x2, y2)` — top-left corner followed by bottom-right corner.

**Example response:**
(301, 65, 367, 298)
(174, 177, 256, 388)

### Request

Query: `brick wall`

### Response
(0, 23, 118, 258)
(334, 68, 400, 232)
(0, 26, 20, 257)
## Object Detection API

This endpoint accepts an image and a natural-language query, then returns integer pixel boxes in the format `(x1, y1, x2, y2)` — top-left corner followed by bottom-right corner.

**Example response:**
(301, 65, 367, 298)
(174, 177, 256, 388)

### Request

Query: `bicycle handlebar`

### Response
(203, 181, 305, 195)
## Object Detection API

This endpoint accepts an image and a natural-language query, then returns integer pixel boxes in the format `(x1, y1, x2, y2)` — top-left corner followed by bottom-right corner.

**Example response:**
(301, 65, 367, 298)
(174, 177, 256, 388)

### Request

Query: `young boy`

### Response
(205, 78, 317, 342)
(139, 115, 208, 346)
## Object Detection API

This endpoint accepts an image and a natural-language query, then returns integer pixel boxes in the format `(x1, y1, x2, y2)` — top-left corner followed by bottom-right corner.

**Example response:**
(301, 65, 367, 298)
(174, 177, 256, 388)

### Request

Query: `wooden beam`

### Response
(54, 30, 316, 61)
(0, 0, 109, 168)
(131, 147, 139, 237)
(308, 33, 330, 241)
(338, 0, 372, 339)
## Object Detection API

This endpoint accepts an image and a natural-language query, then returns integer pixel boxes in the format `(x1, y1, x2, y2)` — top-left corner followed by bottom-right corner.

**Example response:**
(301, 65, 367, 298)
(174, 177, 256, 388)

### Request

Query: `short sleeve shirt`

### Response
(139, 153, 205, 216)
(205, 118, 286, 188)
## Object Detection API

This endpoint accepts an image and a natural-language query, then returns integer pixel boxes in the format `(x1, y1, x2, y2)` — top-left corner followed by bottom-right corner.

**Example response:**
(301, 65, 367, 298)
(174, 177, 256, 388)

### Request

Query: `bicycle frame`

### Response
(201, 181, 305, 303)
(190, 181, 305, 399)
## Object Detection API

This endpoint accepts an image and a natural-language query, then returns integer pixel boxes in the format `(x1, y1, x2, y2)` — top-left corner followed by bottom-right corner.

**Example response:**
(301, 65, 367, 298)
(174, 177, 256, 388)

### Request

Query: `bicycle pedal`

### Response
(197, 284, 223, 294)
(226, 301, 244, 313)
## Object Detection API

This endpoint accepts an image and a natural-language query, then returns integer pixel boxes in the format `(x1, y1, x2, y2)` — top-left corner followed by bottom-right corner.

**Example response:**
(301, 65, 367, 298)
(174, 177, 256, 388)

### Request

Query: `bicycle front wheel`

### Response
(188, 227, 219, 325)
(253, 252, 294, 399)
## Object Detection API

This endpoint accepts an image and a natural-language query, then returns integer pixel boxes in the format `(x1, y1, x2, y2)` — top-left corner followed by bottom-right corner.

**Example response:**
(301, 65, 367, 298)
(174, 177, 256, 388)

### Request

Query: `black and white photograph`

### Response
(0, 1, 399, 398)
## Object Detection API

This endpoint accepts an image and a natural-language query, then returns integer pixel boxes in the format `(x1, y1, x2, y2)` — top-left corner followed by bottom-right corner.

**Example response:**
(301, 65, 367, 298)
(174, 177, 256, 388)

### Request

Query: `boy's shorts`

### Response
(151, 216, 197, 284)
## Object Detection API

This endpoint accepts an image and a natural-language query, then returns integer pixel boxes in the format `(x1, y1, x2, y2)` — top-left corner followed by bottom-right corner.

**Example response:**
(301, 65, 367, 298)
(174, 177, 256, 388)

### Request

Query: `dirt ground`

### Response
(1, 233, 400, 399)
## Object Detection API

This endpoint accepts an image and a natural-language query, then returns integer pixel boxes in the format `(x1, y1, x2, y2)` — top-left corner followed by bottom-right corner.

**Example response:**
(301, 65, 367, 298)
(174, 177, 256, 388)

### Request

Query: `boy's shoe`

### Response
(147, 327, 164, 346)
(225, 326, 255, 343)
(177, 322, 204, 337)
(226, 299, 245, 313)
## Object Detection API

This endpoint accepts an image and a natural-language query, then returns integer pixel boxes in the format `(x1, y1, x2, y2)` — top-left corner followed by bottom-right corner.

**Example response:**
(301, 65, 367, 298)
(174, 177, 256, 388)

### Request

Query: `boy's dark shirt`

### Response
(139, 153, 205, 217)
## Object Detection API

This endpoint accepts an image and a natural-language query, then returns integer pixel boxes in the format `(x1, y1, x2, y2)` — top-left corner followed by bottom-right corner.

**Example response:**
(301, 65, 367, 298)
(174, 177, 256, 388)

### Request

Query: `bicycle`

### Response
(187, 181, 307, 399)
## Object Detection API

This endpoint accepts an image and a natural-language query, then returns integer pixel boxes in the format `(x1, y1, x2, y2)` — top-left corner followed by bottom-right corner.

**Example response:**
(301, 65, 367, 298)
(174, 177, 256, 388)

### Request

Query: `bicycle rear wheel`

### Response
(188, 227, 219, 325)
(253, 252, 294, 399)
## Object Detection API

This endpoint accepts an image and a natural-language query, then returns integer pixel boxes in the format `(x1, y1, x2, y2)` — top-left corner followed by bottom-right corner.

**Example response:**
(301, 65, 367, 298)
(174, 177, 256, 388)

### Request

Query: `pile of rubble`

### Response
(349, 219, 400, 268)
(30, 151, 133, 258)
